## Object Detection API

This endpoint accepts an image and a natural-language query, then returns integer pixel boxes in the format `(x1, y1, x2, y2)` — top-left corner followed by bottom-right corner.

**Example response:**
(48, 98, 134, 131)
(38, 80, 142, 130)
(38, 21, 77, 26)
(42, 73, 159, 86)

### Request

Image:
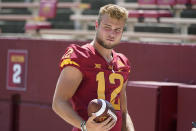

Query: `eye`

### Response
(104, 26, 111, 30)
(114, 29, 122, 33)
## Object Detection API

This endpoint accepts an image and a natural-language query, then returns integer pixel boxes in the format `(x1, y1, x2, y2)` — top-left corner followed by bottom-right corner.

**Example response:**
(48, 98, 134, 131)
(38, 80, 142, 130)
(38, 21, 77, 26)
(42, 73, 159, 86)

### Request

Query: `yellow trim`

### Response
(60, 59, 80, 67)
(95, 64, 101, 69)
(117, 59, 125, 67)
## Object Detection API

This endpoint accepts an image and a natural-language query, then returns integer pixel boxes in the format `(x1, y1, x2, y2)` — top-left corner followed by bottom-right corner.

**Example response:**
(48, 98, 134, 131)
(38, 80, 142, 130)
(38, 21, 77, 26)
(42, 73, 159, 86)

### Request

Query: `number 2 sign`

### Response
(6, 50, 28, 91)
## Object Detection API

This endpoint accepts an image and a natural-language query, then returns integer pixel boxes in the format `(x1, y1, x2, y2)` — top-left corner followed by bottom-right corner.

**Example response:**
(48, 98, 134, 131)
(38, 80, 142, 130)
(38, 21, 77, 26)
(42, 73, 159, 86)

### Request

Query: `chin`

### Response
(104, 43, 118, 49)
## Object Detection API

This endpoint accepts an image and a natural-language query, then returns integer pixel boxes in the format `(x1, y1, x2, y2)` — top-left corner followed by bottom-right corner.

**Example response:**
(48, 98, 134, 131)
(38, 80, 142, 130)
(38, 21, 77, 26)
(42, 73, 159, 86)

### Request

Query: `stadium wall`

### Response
(0, 38, 196, 131)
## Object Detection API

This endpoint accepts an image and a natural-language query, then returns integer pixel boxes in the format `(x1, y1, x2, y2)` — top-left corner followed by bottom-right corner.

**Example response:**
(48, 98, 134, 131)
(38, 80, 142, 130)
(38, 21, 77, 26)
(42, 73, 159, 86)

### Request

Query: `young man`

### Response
(52, 4, 135, 131)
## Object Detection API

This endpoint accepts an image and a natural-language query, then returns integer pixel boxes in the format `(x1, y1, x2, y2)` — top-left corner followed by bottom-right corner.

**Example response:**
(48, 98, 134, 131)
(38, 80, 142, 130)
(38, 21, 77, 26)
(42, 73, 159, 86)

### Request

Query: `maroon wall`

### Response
(19, 102, 72, 131)
(0, 38, 84, 102)
(0, 101, 11, 131)
(127, 81, 177, 131)
(177, 84, 196, 131)
(0, 38, 84, 131)
(116, 42, 196, 84)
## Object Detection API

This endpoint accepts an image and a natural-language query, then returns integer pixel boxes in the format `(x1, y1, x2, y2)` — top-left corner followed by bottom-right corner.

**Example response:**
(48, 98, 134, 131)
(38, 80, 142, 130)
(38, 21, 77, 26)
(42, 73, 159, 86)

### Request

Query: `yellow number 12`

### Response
(96, 72, 124, 110)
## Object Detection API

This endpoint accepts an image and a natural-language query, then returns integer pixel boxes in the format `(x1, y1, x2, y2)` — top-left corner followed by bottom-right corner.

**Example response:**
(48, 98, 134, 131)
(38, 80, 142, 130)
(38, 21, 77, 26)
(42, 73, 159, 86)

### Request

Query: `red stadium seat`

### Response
(158, 10, 173, 17)
(143, 10, 172, 18)
(176, 0, 190, 4)
(128, 10, 172, 18)
(128, 10, 144, 18)
(191, 0, 196, 4)
(25, 22, 51, 31)
(138, 0, 156, 5)
(157, 0, 176, 5)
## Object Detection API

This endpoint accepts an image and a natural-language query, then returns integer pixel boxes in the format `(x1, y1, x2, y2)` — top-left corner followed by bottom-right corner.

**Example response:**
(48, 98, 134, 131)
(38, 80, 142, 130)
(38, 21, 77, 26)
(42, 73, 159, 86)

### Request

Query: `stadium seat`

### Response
(50, 21, 74, 29)
(157, 0, 176, 5)
(25, 22, 51, 31)
(180, 9, 196, 18)
(135, 25, 175, 33)
(128, 10, 172, 18)
(0, 8, 32, 15)
(143, 10, 173, 18)
(90, 0, 115, 10)
(0, 21, 25, 33)
(191, 0, 196, 4)
(128, 10, 143, 18)
(176, 0, 190, 4)
(47, 8, 74, 29)
(2, 0, 31, 2)
(138, 0, 156, 5)
(48, 8, 74, 22)
(188, 24, 196, 34)
(58, 0, 73, 2)
(125, 0, 138, 2)
(81, 0, 91, 3)
(82, 9, 99, 15)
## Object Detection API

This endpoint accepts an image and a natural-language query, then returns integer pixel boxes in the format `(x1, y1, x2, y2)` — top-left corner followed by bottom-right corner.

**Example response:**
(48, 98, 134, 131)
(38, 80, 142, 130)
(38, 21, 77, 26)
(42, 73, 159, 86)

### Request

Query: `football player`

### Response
(52, 4, 135, 131)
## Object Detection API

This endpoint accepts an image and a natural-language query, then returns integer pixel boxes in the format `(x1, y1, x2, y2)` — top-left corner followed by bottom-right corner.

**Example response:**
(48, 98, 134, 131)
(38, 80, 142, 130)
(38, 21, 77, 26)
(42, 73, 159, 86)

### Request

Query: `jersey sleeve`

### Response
(59, 44, 86, 75)
(117, 53, 131, 82)
(123, 58, 131, 82)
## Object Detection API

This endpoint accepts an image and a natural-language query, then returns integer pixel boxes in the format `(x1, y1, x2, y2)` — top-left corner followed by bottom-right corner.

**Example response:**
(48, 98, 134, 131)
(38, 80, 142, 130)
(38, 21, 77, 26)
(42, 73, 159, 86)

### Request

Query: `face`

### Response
(95, 14, 125, 49)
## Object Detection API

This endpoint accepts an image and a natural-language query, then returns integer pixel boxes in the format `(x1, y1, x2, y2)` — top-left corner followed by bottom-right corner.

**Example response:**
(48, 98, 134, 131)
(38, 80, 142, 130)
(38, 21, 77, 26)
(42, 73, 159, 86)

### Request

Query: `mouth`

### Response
(106, 39, 114, 42)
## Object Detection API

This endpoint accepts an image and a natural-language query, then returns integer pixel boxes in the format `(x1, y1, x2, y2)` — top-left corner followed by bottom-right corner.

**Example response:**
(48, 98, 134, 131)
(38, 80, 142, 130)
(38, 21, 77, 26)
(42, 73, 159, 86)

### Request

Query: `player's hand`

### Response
(86, 113, 116, 131)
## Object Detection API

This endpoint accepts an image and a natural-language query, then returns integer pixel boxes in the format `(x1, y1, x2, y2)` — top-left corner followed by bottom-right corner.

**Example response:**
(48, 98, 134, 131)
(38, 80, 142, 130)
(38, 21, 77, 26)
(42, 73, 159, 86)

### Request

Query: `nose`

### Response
(108, 30, 115, 38)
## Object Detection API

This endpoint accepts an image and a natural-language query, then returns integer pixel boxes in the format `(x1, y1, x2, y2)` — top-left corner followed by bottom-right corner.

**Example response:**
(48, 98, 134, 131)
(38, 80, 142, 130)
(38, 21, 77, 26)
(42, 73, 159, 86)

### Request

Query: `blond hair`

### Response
(98, 4, 128, 25)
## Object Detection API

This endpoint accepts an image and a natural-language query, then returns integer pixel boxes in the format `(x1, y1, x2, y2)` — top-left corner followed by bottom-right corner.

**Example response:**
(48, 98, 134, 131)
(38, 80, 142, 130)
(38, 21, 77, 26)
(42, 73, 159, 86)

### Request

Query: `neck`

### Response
(91, 40, 113, 63)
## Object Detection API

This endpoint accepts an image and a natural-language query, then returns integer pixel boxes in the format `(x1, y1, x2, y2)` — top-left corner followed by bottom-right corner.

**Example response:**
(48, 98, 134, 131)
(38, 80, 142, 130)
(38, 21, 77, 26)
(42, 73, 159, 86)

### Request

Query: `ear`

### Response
(95, 20, 99, 30)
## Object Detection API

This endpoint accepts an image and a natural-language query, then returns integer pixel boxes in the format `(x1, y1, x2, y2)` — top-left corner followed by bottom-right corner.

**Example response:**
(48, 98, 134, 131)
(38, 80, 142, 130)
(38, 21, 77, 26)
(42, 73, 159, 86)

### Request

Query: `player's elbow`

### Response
(52, 100, 56, 112)
(52, 96, 59, 113)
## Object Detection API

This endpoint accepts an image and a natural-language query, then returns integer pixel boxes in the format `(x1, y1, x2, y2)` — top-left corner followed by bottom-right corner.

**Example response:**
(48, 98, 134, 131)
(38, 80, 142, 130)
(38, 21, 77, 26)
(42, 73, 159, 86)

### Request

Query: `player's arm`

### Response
(52, 66, 84, 129)
(120, 80, 135, 131)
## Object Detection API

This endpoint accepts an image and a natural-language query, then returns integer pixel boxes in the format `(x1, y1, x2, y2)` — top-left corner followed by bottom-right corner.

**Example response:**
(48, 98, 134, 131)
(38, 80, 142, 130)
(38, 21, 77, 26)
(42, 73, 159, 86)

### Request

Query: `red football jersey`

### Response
(59, 43, 131, 131)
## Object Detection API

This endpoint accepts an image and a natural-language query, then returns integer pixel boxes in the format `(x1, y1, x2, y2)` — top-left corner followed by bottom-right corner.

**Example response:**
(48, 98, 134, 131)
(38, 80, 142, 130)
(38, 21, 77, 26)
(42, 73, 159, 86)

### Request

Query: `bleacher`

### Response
(0, 0, 196, 43)
(0, 0, 90, 33)
(1, 1, 196, 131)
